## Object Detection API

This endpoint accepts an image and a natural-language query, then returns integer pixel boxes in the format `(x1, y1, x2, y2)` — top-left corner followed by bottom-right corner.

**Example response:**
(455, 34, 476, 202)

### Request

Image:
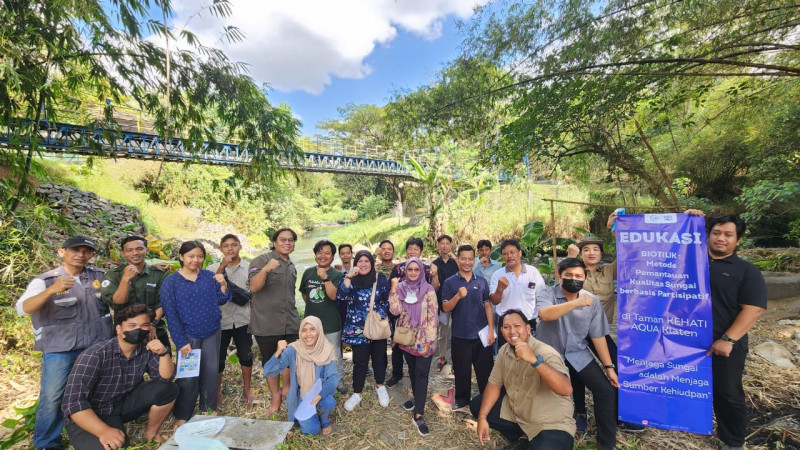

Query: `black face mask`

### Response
(122, 328, 149, 345)
(562, 279, 584, 294)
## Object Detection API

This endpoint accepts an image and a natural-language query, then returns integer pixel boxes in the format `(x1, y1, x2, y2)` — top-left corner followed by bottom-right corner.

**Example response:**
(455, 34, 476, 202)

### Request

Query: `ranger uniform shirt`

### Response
(248, 251, 300, 337)
(101, 264, 167, 312)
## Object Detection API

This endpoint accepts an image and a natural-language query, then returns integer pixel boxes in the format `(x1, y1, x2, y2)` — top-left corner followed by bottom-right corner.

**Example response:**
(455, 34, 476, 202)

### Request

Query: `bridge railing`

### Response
(0, 119, 418, 177)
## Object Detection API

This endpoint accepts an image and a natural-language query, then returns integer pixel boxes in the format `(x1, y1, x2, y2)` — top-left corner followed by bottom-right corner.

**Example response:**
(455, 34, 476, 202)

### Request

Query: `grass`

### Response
(329, 216, 427, 251)
(40, 158, 216, 239)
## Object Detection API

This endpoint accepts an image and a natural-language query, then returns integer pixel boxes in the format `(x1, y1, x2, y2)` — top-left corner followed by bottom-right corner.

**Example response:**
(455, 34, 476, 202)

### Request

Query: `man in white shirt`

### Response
(489, 239, 546, 348)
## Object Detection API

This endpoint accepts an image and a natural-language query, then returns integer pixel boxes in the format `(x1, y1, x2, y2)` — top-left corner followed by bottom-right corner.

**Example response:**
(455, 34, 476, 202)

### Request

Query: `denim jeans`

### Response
(324, 331, 344, 382)
(297, 394, 336, 435)
(34, 350, 83, 449)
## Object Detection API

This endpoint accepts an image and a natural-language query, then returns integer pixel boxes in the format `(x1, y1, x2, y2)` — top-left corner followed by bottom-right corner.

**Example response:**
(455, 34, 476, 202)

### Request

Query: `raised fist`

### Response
(264, 259, 281, 272)
(497, 276, 509, 290)
(50, 276, 75, 294)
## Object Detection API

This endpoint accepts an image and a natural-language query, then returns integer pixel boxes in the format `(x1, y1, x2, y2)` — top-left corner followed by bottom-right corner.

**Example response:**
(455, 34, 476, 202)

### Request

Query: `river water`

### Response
(287, 225, 341, 313)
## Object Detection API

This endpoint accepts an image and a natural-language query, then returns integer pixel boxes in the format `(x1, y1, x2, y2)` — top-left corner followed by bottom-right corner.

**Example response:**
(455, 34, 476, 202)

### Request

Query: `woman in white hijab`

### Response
(264, 316, 339, 435)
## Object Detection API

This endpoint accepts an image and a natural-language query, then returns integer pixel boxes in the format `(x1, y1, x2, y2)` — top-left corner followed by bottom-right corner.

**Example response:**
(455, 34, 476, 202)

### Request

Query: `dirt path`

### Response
(2, 297, 798, 449)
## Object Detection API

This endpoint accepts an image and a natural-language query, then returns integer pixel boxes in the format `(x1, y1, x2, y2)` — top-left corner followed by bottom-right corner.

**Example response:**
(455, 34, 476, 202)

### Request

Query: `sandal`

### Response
(434, 358, 446, 372)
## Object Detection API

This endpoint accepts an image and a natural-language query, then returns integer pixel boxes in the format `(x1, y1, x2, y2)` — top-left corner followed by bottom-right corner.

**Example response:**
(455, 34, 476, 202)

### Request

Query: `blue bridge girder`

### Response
(0, 120, 416, 178)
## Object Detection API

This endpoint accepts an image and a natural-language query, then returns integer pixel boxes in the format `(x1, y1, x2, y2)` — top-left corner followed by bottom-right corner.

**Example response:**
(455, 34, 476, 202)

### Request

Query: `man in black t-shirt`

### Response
(687, 211, 767, 450)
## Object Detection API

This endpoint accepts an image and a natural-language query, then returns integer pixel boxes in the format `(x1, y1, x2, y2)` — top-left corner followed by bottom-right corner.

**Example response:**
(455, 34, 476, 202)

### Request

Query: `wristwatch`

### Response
(530, 354, 544, 368)
(157, 350, 170, 357)
(604, 364, 616, 369)
(720, 334, 738, 344)
(321, 278, 330, 283)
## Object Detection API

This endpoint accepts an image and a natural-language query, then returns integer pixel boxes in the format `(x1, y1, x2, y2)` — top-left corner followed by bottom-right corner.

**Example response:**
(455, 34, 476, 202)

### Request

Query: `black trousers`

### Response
(451, 337, 494, 406)
(389, 315, 405, 380)
(572, 334, 617, 415)
(496, 317, 536, 349)
(218, 325, 254, 372)
(403, 350, 432, 416)
(567, 360, 617, 448)
(713, 342, 748, 447)
(65, 380, 178, 450)
(351, 339, 388, 393)
(469, 390, 574, 450)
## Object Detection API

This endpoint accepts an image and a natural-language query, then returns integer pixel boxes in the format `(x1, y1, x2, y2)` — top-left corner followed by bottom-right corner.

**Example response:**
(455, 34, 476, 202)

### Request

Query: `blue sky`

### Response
(269, 19, 465, 136)
(165, 0, 487, 137)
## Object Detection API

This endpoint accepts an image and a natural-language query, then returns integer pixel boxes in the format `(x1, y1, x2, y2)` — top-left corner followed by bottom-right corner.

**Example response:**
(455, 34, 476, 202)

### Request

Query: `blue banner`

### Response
(616, 213, 713, 434)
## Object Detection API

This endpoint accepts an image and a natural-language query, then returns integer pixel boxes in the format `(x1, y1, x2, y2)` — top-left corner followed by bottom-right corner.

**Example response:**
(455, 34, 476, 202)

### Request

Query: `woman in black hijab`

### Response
(337, 250, 391, 411)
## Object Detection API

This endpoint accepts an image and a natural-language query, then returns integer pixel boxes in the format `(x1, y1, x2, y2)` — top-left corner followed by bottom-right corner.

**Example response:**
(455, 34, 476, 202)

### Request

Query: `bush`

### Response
(357, 195, 390, 220)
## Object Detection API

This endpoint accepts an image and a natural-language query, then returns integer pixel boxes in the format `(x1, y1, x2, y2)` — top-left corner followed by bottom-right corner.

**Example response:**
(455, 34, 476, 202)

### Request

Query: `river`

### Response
(289, 225, 341, 313)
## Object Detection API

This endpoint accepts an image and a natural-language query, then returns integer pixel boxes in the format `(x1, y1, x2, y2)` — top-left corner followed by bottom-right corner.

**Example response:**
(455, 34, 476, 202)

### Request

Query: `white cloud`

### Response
(170, 0, 485, 94)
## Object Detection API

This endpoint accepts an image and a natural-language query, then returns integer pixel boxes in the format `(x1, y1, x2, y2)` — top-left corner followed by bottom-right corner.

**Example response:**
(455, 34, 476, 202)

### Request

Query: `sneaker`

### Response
(721, 445, 743, 450)
(574, 413, 588, 432)
(344, 393, 362, 411)
(376, 385, 390, 407)
(412, 415, 430, 436)
(337, 382, 348, 394)
(618, 421, 646, 432)
(385, 376, 402, 388)
(403, 400, 414, 411)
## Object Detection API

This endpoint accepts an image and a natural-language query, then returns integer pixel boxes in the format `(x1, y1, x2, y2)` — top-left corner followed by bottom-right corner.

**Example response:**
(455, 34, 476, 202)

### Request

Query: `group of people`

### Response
(16, 210, 765, 450)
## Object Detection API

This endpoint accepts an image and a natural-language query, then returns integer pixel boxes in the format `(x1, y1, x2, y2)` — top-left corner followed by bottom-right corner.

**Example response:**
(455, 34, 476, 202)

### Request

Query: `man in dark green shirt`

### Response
(101, 236, 170, 349)
(299, 240, 344, 391)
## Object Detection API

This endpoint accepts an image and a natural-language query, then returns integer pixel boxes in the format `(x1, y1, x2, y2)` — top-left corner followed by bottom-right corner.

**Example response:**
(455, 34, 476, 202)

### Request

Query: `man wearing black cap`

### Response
(16, 235, 113, 449)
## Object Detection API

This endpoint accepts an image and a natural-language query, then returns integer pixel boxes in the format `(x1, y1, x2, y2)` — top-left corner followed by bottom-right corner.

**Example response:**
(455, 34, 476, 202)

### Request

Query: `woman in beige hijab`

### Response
(265, 316, 339, 435)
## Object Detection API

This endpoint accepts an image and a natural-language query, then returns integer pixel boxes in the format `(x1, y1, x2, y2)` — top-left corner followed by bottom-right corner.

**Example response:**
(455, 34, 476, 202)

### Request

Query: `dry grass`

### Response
(2, 296, 798, 449)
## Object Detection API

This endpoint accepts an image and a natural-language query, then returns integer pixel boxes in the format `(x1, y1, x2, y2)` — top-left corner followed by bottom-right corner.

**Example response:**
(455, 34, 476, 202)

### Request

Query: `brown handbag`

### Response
(393, 326, 416, 346)
(363, 278, 391, 340)
(393, 290, 427, 347)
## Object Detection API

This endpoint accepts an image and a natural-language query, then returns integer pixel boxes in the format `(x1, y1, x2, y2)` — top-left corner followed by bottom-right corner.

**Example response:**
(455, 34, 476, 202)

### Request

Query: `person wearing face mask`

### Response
(388, 258, 438, 436)
(16, 235, 112, 449)
(536, 258, 624, 450)
(102, 235, 170, 350)
(161, 240, 230, 426)
(565, 234, 624, 432)
(337, 250, 391, 411)
(61, 304, 177, 449)
(264, 316, 339, 436)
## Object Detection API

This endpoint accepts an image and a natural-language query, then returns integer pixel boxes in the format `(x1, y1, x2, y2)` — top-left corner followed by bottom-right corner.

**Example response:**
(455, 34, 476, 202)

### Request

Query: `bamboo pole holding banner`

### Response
(550, 200, 557, 268)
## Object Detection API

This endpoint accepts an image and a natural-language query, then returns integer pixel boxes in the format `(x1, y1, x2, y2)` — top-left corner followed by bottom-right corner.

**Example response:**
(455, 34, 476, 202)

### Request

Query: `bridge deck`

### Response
(0, 120, 415, 178)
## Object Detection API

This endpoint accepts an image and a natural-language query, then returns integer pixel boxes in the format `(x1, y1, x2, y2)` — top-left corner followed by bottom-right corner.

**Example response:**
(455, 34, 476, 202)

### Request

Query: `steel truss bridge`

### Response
(0, 120, 417, 178)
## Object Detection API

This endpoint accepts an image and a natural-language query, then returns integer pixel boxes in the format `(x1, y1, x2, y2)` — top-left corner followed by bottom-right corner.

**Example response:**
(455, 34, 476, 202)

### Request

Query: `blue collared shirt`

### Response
(442, 272, 491, 340)
(473, 259, 502, 282)
(535, 284, 609, 371)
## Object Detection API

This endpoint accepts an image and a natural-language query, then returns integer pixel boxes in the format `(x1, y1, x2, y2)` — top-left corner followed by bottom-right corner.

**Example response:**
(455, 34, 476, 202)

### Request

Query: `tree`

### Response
(0, 0, 301, 214)
(425, 0, 800, 205)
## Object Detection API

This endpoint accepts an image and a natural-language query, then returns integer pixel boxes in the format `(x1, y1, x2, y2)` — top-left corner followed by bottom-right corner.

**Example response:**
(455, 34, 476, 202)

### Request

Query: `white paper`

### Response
(293, 379, 323, 421)
(176, 417, 226, 437)
(175, 418, 228, 450)
(478, 325, 496, 348)
(176, 349, 201, 379)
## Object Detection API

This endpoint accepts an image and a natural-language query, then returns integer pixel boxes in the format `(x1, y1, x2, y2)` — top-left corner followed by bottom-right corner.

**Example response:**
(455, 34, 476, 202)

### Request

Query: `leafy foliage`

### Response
(0, 0, 301, 214)
(737, 181, 800, 243)
(357, 195, 390, 220)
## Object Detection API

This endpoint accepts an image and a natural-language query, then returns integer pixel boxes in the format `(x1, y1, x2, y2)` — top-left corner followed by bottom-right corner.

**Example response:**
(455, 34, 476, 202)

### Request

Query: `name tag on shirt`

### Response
(146, 283, 157, 287)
